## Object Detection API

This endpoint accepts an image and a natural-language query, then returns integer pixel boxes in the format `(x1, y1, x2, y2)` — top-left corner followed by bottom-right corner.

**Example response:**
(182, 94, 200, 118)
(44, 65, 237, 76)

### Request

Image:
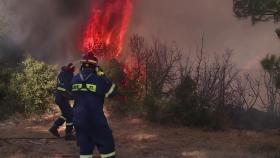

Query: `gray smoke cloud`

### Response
(129, 0, 280, 71)
(1, 0, 279, 69)
(0, 0, 95, 63)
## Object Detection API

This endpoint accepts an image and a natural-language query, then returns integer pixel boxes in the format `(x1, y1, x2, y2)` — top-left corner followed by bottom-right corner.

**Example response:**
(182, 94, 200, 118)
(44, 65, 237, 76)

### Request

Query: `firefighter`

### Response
(72, 53, 116, 158)
(49, 63, 76, 140)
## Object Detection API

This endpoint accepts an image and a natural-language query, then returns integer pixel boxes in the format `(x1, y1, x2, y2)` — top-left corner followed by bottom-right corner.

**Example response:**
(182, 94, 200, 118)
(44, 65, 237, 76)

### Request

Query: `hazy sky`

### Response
(128, 0, 280, 70)
(1, 0, 279, 69)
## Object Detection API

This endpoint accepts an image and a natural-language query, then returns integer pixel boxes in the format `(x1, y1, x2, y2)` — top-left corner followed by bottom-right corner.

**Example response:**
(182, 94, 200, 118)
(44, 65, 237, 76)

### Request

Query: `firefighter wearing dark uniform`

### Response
(49, 63, 76, 140)
(72, 53, 116, 158)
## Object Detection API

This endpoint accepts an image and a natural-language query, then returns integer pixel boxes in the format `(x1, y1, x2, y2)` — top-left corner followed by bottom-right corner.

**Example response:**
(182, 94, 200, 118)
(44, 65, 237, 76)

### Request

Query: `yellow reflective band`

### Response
(105, 84, 116, 98)
(72, 84, 82, 91)
(66, 122, 73, 126)
(80, 155, 93, 158)
(86, 84, 96, 92)
(81, 88, 88, 91)
(60, 116, 67, 121)
(57, 87, 66, 91)
(101, 151, 116, 158)
(72, 84, 96, 92)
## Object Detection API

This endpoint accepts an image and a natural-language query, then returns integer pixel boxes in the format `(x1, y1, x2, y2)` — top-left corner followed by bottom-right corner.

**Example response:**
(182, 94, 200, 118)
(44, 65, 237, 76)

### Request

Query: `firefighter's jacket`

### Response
(71, 68, 116, 127)
(55, 69, 74, 98)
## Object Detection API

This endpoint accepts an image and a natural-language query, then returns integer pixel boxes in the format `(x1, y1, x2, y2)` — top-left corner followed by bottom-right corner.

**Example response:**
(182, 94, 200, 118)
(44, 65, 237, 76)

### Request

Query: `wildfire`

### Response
(81, 0, 133, 59)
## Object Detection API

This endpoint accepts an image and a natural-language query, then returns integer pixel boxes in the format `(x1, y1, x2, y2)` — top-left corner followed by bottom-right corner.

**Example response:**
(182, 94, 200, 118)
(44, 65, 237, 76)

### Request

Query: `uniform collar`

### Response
(81, 68, 95, 75)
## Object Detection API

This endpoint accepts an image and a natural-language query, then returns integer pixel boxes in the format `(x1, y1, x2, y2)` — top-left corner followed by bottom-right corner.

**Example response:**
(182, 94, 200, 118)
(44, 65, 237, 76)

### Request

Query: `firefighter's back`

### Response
(72, 68, 113, 127)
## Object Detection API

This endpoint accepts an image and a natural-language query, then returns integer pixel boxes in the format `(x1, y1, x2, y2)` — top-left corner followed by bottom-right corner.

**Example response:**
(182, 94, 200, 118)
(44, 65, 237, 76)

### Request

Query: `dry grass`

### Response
(1, 114, 280, 158)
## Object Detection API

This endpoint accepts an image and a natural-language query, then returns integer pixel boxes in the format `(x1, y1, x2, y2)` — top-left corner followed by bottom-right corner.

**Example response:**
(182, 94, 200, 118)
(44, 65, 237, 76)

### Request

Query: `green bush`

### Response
(0, 56, 56, 119)
(13, 58, 56, 115)
(146, 76, 222, 129)
(172, 76, 214, 127)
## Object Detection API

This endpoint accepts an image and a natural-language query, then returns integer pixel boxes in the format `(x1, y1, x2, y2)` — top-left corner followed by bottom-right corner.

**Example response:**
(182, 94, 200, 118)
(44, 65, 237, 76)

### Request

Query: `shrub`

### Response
(171, 76, 211, 126)
(13, 58, 56, 115)
(102, 59, 145, 115)
(150, 76, 217, 128)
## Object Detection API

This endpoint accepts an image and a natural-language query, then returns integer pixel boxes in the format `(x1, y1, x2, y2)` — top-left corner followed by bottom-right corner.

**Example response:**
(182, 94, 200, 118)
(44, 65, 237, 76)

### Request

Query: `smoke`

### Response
(0, 0, 95, 63)
(1, 0, 279, 69)
(129, 0, 280, 71)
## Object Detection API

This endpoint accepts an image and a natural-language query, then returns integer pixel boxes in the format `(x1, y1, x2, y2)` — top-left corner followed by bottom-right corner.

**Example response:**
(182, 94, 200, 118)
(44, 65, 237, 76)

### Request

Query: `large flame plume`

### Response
(81, 0, 133, 58)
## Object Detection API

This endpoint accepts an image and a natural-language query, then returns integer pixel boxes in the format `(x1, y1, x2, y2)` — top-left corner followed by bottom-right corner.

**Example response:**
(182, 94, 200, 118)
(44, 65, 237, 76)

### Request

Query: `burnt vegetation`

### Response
(1, 31, 280, 130)
(104, 34, 280, 130)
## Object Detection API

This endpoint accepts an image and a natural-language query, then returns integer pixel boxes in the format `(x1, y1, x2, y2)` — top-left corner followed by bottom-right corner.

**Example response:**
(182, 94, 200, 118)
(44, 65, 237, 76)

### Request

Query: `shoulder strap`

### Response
(79, 73, 93, 82)
(79, 73, 85, 81)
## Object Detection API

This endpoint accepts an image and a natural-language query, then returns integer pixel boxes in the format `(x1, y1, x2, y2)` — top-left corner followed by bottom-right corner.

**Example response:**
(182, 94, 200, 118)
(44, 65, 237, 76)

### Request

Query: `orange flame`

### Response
(81, 0, 133, 58)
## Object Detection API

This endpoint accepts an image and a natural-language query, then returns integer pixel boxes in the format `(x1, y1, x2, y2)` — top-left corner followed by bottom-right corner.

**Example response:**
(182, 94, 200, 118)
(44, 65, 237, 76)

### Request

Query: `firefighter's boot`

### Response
(49, 125, 60, 138)
(65, 124, 75, 141)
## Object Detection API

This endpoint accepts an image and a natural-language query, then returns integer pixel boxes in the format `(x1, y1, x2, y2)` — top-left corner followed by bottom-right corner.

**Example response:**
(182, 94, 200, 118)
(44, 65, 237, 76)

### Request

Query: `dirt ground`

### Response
(1, 113, 280, 158)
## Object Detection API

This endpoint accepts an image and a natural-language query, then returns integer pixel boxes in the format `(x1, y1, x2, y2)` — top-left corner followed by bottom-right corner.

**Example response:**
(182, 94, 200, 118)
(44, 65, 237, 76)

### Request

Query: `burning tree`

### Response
(81, 0, 132, 59)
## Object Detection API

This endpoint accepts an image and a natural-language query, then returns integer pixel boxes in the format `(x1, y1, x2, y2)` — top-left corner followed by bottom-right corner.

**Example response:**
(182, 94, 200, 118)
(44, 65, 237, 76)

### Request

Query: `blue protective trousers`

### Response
(53, 94, 73, 134)
(73, 104, 115, 157)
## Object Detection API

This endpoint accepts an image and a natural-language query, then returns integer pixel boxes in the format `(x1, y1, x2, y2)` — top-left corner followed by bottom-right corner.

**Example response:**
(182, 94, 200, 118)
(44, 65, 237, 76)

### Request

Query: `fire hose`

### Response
(0, 137, 60, 140)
